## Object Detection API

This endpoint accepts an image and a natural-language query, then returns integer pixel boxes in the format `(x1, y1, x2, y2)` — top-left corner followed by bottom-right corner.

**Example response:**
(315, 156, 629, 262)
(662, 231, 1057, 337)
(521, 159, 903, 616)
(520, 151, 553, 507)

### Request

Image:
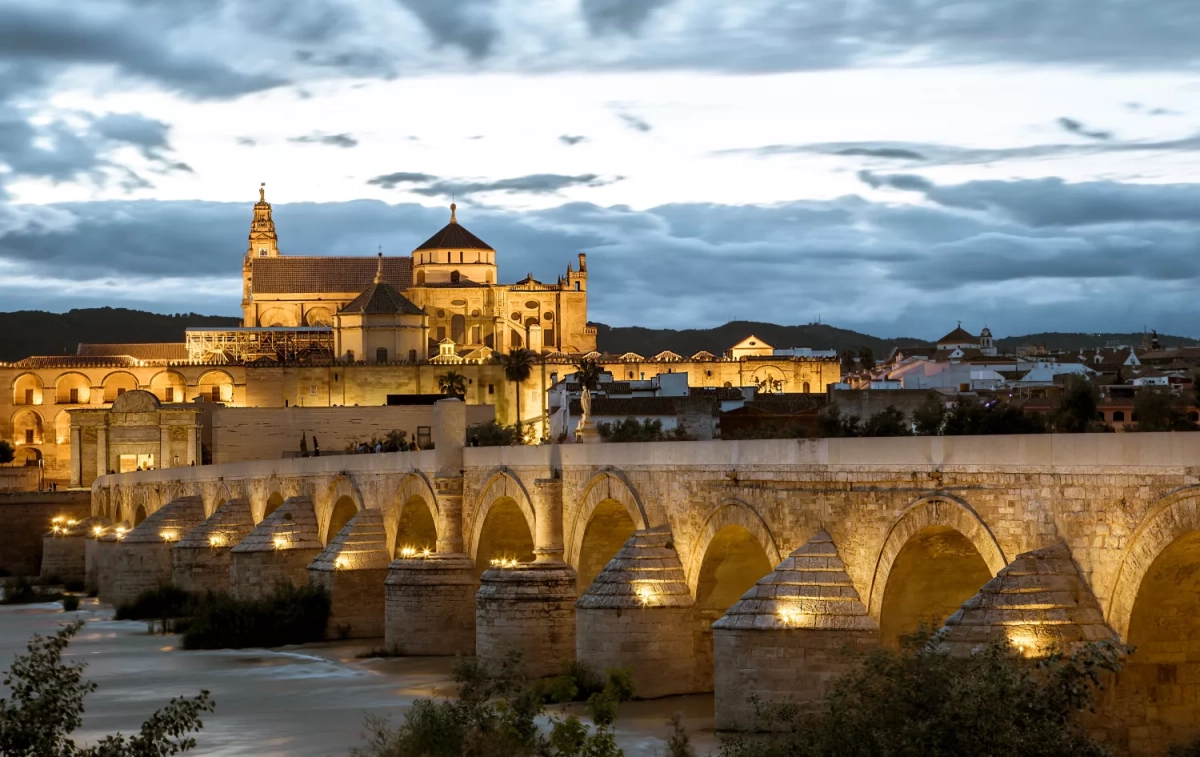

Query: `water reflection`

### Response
(0, 601, 717, 756)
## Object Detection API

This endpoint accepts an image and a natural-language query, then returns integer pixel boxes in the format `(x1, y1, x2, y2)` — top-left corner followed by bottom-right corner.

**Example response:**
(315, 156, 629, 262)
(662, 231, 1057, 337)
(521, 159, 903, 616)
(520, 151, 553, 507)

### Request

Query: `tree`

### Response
(718, 637, 1128, 757)
(943, 397, 1046, 436)
(438, 371, 467, 399)
(857, 346, 875, 370)
(839, 350, 857, 377)
(573, 358, 603, 390)
(816, 404, 860, 438)
(861, 405, 911, 437)
(911, 392, 946, 435)
(0, 622, 213, 756)
(0, 440, 13, 465)
(500, 349, 537, 441)
(1054, 375, 1100, 433)
(597, 417, 691, 443)
(1131, 387, 1196, 432)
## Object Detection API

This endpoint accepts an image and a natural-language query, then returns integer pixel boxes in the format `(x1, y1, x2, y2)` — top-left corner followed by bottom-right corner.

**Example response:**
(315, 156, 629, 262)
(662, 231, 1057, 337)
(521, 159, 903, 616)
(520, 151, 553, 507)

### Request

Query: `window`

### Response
(488, 384, 495, 395)
(802, 382, 811, 393)
(24, 388, 33, 404)
(1112, 411, 1125, 422)
(574, 282, 580, 291)
(69, 388, 79, 404)
(409, 349, 417, 363)
(544, 328, 555, 346)
(376, 348, 388, 363)
(25, 429, 33, 444)
(116, 387, 126, 397)
(165, 388, 174, 402)
(471, 325, 481, 344)
(417, 426, 432, 448)
(259, 248, 267, 256)
(211, 387, 221, 402)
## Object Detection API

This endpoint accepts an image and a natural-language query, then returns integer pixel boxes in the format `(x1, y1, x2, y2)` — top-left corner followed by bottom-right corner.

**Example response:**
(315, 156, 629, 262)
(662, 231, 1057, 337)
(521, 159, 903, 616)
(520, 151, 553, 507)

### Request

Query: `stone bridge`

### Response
(85, 401, 1200, 755)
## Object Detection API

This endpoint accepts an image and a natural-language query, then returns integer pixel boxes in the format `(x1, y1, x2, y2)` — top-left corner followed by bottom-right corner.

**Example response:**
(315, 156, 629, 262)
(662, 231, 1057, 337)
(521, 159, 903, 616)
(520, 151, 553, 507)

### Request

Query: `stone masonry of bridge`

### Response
(86, 403, 1200, 755)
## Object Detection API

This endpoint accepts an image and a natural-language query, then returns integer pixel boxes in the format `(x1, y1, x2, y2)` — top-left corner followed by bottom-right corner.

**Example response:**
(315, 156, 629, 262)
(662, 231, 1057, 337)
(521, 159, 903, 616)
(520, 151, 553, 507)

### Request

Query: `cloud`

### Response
(7, 176, 1200, 340)
(618, 112, 652, 132)
(236, 137, 257, 146)
(366, 171, 622, 196)
(366, 172, 439, 189)
(395, 0, 497, 60)
(1057, 117, 1113, 141)
(728, 132, 1200, 166)
(580, 0, 675, 35)
(559, 135, 588, 146)
(288, 132, 359, 148)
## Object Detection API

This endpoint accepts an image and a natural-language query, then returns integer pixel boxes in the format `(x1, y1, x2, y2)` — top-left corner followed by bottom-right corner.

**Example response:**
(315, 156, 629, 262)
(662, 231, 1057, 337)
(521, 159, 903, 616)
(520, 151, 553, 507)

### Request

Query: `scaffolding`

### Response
(185, 327, 334, 364)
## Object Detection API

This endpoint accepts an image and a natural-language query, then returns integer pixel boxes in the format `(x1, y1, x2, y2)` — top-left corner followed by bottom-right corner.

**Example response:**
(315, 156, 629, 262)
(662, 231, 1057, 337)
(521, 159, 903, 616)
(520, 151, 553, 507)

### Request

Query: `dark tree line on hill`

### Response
(0, 308, 240, 362)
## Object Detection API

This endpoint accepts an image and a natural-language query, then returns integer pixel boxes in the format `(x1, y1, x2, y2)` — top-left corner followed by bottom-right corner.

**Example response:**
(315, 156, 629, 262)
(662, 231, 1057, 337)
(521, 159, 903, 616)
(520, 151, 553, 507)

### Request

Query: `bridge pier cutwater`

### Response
(83, 419, 1200, 755)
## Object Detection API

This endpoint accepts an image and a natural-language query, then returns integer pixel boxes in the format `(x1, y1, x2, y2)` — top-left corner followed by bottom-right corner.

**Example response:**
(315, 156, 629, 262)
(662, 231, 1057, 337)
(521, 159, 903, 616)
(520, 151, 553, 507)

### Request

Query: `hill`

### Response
(592, 321, 927, 357)
(994, 332, 1196, 352)
(0, 308, 241, 362)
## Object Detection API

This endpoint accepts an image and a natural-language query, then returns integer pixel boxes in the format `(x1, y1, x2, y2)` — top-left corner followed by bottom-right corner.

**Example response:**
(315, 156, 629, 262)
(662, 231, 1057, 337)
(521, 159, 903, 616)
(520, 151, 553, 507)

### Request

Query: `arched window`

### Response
(451, 314, 466, 342)
(803, 381, 811, 393)
(1112, 410, 1126, 422)
(416, 270, 426, 285)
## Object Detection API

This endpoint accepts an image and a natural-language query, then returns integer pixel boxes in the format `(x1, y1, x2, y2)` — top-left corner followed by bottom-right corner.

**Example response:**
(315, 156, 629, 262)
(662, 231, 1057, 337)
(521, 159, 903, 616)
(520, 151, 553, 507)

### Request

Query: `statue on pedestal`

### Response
(576, 386, 600, 444)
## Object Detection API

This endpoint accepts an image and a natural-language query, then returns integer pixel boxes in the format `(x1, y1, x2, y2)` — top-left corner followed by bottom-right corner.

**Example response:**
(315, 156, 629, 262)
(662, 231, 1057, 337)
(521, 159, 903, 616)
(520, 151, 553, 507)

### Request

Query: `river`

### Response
(0, 600, 719, 756)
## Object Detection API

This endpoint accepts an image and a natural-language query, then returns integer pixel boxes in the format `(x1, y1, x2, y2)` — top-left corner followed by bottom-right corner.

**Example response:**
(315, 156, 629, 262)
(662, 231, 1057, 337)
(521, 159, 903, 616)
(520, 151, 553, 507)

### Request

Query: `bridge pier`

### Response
(477, 561, 578, 678)
(309, 509, 390, 639)
(713, 530, 879, 731)
(105, 496, 205, 608)
(576, 526, 697, 698)
(384, 552, 477, 654)
(229, 496, 321, 600)
(42, 516, 109, 584)
(172, 498, 254, 594)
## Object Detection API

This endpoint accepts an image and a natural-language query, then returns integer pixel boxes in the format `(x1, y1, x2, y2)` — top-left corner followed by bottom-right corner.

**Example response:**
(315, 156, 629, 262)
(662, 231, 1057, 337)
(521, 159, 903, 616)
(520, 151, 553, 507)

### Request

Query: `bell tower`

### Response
(247, 182, 279, 258)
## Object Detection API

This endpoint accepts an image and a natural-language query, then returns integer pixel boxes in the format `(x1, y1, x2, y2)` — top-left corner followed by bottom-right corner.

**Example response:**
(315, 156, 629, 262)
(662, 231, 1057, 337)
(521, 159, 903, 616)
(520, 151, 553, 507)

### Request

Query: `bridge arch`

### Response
(206, 483, 234, 517)
(322, 475, 364, 544)
(868, 494, 1007, 645)
(686, 499, 781, 597)
(1104, 487, 1200, 749)
(566, 470, 649, 593)
(470, 468, 536, 574)
(389, 473, 439, 557)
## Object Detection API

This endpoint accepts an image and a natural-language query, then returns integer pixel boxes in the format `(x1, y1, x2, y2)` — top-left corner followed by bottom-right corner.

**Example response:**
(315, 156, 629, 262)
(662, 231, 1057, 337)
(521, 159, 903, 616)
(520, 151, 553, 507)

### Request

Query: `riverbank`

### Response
(0, 600, 717, 756)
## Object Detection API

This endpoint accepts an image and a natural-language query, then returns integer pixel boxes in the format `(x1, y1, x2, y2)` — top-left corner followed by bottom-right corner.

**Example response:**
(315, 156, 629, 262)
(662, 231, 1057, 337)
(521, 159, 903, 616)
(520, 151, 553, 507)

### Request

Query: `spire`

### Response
(450, 202, 457, 224)
(374, 252, 384, 284)
(247, 182, 278, 258)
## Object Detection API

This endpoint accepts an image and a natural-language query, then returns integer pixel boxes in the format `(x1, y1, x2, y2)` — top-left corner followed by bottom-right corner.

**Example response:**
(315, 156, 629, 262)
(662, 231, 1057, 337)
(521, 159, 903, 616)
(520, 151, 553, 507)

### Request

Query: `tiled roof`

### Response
(339, 282, 426, 316)
(251, 256, 412, 294)
(77, 343, 188, 360)
(8, 356, 140, 368)
(937, 326, 978, 345)
(414, 220, 493, 252)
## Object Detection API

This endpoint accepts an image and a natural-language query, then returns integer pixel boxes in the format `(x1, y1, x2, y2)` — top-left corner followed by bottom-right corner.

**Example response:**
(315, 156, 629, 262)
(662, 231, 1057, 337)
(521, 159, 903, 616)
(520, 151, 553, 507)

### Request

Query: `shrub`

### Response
(1, 576, 62, 605)
(181, 582, 330, 650)
(61, 595, 80, 612)
(597, 417, 691, 443)
(717, 635, 1128, 757)
(352, 652, 632, 757)
(115, 584, 198, 621)
(468, 420, 534, 447)
(0, 622, 213, 756)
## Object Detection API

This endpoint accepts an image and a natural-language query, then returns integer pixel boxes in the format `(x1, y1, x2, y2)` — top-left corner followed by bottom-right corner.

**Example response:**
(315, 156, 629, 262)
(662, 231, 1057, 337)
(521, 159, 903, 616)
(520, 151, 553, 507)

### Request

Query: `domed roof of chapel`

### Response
(413, 203, 494, 252)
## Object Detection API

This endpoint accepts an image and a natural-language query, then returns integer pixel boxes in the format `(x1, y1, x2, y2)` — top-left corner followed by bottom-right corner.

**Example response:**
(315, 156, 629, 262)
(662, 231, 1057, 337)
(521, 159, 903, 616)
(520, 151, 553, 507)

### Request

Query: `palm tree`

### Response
(438, 370, 467, 399)
(500, 348, 537, 442)
(574, 357, 603, 390)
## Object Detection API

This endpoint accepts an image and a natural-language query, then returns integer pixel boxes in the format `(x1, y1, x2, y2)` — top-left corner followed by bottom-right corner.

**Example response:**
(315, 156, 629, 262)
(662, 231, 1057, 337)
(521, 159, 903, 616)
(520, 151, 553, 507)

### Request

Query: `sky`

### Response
(1, 0, 1199, 340)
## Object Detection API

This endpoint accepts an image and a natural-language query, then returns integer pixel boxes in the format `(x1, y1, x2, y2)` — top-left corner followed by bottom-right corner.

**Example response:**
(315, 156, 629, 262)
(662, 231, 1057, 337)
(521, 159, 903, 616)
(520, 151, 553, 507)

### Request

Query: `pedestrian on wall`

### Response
(375, 441, 383, 454)
(313, 436, 320, 457)
(471, 434, 480, 447)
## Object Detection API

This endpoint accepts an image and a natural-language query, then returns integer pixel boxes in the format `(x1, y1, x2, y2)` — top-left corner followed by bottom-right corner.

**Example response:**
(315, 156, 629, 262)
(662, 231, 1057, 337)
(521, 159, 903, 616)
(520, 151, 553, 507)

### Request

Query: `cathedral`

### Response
(240, 185, 595, 360)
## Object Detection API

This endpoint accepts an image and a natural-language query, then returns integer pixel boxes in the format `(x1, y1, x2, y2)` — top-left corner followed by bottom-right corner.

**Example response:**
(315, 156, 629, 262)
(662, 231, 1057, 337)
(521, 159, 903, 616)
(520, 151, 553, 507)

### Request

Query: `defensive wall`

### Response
(86, 414, 1200, 755)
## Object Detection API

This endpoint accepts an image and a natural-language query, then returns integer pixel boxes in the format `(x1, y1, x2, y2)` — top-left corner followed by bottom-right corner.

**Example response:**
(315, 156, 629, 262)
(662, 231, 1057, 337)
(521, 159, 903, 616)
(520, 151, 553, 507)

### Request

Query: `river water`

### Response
(0, 601, 719, 757)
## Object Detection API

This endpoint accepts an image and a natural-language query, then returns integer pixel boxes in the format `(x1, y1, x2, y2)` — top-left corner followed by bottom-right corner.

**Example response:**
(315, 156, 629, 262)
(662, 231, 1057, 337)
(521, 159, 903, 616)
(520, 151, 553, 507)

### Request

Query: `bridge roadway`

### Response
(87, 402, 1200, 755)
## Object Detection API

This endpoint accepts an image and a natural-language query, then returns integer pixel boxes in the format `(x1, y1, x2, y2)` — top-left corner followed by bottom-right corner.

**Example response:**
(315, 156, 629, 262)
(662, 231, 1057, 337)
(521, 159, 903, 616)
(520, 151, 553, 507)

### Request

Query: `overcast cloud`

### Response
(0, 0, 1198, 340)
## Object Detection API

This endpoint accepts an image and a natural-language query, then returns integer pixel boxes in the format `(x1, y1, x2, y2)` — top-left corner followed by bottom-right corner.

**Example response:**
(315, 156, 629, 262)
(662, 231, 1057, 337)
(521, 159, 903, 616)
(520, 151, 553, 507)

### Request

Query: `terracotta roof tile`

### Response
(251, 256, 412, 294)
(414, 221, 493, 252)
(77, 343, 189, 360)
(339, 282, 426, 316)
